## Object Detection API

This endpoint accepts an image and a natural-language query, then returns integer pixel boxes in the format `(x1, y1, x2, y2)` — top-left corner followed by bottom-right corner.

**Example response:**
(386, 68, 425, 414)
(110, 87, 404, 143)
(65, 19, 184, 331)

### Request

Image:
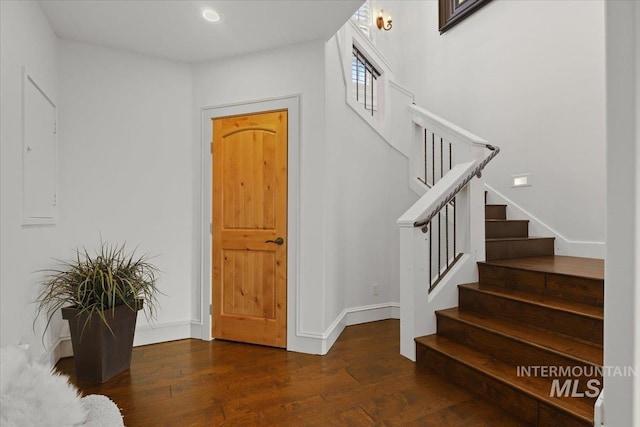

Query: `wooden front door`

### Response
(212, 110, 287, 348)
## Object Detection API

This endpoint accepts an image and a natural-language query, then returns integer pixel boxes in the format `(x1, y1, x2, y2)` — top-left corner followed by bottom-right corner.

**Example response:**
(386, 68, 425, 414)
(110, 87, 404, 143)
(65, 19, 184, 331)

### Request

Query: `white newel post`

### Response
(399, 224, 430, 361)
(398, 225, 415, 361)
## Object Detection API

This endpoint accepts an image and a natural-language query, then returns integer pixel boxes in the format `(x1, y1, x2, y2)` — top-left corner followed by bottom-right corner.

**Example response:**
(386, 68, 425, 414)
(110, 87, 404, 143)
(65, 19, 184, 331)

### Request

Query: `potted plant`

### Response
(36, 242, 160, 383)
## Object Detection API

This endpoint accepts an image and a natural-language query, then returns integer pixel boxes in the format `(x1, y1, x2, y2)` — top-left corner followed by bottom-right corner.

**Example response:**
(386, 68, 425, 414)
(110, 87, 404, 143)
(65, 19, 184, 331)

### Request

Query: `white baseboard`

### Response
(321, 321, 346, 355)
(343, 303, 400, 326)
(50, 319, 196, 364)
(289, 302, 400, 356)
(59, 339, 73, 359)
(48, 306, 399, 364)
(286, 333, 331, 355)
(38, 338, 67, 366)
(321, 303, 400, 355)
(190, 320, 204, 340)
(133, 320, 192, 346)
(486, 184, 605, 258)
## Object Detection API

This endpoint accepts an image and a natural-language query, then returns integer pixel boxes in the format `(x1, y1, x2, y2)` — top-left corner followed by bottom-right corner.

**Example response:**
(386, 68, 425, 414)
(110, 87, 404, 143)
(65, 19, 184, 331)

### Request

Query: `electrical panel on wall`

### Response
(22, 68, 57, 225)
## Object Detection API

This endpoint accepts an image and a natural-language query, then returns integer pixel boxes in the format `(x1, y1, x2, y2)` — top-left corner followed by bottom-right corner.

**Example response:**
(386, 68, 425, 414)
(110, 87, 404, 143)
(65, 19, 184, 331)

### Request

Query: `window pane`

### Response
(351, 0, 370, 37)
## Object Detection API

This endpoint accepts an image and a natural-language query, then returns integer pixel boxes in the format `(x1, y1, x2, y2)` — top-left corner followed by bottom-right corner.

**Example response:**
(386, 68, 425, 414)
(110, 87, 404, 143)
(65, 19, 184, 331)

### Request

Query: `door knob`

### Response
(265, 237, 284, 245)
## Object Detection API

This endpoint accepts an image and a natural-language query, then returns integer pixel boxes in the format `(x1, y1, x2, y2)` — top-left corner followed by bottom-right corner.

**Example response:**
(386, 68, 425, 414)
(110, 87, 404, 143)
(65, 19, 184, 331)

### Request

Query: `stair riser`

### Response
(485, 205, 506, 220)
(478, 264, 604, 307)
(485, 221, 529, 238)
(418, 345, 538, 425)
(459, 288, 603, 345)
(417, 345, 591, 427)
(436, 315, 602, 386)
(540, 403, 595, 427)
(486, 238, 555, 260)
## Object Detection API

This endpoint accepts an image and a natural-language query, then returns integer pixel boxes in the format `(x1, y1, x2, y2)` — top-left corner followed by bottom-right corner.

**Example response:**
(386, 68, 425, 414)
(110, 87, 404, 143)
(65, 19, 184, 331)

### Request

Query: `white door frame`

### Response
(199, 95, 300, 350)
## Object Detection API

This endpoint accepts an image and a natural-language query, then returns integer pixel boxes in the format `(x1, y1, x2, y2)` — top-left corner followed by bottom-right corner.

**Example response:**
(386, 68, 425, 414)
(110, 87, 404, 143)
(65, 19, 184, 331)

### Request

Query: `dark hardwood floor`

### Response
(56, 320, 528, 426)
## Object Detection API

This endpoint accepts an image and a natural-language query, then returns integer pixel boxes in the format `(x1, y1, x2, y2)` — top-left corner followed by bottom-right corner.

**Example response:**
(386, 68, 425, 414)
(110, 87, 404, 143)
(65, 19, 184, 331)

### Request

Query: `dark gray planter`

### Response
(62, 301, 141, 383)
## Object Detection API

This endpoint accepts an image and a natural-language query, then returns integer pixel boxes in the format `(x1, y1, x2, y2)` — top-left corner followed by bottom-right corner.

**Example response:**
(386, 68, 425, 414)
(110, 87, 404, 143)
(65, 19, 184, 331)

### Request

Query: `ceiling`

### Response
(39, 0, 363, 64)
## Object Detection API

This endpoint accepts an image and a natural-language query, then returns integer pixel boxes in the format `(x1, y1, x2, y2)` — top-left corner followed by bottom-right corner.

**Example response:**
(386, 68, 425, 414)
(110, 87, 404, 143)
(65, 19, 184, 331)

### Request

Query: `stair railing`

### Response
(414, 142, 499, 292)
(397, 104, 500, 361)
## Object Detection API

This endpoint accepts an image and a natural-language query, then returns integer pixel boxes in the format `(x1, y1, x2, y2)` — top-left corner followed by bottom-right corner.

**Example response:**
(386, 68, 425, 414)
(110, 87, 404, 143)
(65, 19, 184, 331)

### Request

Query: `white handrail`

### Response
(414, 144, 499, 232)
(398, 161, 477, 227)
(410, 104, 488, 147)
(389, 80, 415, 103)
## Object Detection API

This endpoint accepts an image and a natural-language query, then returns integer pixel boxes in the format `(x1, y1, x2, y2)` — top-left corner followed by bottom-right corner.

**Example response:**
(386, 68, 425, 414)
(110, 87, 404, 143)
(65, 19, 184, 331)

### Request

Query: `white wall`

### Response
(385, 0, 606, 252)
(323, 35, 416, 332)
(604, 1, 639, 425)
(193, 41, 329, 352)
(1, 2, 414, 359)
(56, 40, 194, 347)
(0, 0, 62, 362)
(1, 2, 195, 361)
(194, 38, 417, 353)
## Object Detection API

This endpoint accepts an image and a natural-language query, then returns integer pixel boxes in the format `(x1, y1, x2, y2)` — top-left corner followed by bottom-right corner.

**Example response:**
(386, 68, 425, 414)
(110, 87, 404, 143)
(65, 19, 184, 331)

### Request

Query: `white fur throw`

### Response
(0, 345, 87, 426)
(82, 395, 125, 427)
(0, 346, 124, 427)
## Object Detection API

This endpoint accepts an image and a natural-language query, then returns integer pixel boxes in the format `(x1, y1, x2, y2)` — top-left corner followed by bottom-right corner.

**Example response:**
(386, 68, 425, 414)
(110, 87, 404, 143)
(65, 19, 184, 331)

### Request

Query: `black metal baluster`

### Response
(448, 141, 452, 263)
(424, 130, 428, 184)
(360, 55, 365, 103)
(432, 133, 435, 185)
(438, 212, 441, 278)
(371, 74, 374, 116)
(364, 65, 368, 112)
(357, 60, 360, 102)
(351, 45, 380, 117)
(418, 142, 501, 294)
(429, 221, 433, 285)
(453, 197, 457, 256)
(446, 204, 449, 268)
(440, 137, 444, 179)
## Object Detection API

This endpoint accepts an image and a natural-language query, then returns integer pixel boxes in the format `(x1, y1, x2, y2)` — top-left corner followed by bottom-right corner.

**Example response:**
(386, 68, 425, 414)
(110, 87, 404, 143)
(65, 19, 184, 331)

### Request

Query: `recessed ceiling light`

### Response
(202, 9, 221, 23)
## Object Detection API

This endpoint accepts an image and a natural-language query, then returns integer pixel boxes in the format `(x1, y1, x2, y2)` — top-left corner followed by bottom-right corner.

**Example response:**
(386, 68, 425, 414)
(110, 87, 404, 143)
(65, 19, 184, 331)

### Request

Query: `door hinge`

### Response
(209, 304, 212, 315)
(210, 223, 212, 234)
(210, 142, 213, 153)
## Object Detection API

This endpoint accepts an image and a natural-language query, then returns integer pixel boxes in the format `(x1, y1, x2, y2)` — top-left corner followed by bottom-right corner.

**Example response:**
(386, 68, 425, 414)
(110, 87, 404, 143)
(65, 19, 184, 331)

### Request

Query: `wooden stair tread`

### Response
(439, 197, 602, 424)
(485, 236, 554, 242)
(437, 307, 603, 366)
(415, 334, 594, 423)
(485, 204, 507, 207)
(461, 283, 603, 320)
(482, 256, 604, 281)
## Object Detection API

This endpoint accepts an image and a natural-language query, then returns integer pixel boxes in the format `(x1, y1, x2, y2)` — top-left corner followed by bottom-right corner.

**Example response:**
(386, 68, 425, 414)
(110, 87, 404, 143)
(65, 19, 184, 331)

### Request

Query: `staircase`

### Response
(415, 203, 604, 426)
(485, 204, 556, 260)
